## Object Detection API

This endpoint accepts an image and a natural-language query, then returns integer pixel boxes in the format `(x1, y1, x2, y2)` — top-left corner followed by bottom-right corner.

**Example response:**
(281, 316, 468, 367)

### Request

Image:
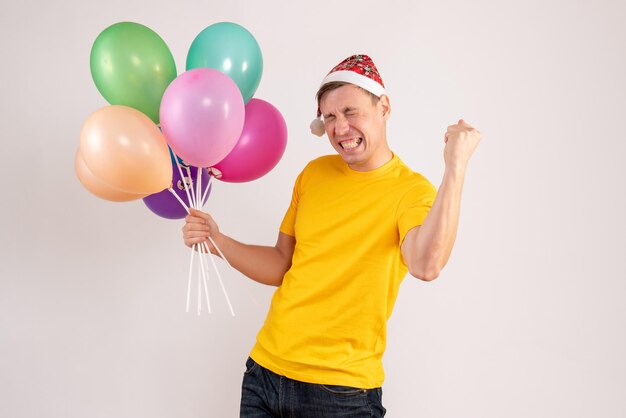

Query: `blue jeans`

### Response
(240, 357, 386, 417)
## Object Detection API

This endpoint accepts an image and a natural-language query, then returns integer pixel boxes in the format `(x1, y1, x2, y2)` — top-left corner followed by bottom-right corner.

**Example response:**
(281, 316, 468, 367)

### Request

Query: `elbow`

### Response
(405, 247, 448, 281)
(409, 261, 442, 282)
(411, 269, 440, 282)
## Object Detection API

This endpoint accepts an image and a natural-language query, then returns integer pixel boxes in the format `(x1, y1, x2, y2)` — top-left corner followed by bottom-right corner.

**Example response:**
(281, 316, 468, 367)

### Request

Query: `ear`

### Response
(379, 94, 391, 120)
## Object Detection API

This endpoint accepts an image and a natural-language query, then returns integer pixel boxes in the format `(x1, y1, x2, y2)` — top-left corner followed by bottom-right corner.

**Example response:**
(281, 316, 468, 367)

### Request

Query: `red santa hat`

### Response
(310, 54, 386, 137)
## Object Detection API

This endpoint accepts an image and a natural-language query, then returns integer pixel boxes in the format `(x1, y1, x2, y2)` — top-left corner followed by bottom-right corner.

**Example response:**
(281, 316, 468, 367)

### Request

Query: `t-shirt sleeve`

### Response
(397, 175, 437, 244)
(279, 171, 304, 237)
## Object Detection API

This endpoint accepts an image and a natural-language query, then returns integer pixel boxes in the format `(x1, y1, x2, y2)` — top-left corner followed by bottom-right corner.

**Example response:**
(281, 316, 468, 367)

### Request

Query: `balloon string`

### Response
(208, 237, 232, 269)
(169, 185, 232, 268)
(197, 259, 202, 315)
(196, 166, 233, 315)
(201, 181, 258, 309)
(196, 166, 202, 210)
(199, 242, 212, 313)
(168, 188, 189, 212)
(187, 244, 194, 313)
(173, 152, 193, 209)
(185, 166, 197, 208)
(203, 241, 235, 317)
(200, 175, 213, 209)
(170, 186, 233, 315)
(194, 174, 210, 316)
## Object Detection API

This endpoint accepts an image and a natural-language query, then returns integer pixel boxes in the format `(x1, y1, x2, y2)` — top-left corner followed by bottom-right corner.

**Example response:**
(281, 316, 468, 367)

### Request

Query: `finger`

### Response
(185, 215, 209, 224)
(185, 237, 209, 247)
(183, 234, 211, 246)
(459, 119, 476, 131)
(447, 123, 466, 132)
(182, 224, 210, 234)
(189, 208, 212, 221)
(184, 230, 211, 239)
(184, 221, 209, 231)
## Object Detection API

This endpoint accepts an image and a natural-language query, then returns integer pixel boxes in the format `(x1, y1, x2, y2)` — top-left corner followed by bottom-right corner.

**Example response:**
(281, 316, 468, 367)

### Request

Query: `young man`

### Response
(183, 54, 481, 417)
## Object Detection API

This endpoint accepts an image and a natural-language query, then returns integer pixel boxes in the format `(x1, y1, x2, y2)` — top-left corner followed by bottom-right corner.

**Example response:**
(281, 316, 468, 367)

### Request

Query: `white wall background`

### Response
(1, 0, 625, 416)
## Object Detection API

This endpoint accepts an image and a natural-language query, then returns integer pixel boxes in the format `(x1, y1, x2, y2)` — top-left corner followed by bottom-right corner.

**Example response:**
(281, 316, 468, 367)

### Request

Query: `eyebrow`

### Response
(323, 107, 356, 118)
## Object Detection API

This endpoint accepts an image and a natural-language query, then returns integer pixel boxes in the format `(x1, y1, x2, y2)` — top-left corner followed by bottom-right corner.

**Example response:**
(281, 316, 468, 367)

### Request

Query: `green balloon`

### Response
(90, 22, 177, 124)
(186, 22, 263, 103)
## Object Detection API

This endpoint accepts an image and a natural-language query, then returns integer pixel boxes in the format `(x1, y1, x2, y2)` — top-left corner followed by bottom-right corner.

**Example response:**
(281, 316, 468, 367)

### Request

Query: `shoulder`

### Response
(394, 156, 436, 192)
(290, 155, 343, 191)
(305, 154, 343, 170)
(299, 154, 344, 177)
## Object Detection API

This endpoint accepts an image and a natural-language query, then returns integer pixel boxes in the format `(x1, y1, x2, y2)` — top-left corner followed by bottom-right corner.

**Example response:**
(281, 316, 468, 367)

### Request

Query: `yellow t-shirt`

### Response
(250, 153, 437, 388)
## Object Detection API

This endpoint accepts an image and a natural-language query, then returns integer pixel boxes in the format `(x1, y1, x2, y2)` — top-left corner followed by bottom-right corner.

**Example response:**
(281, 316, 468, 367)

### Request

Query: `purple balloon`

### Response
(159, 68, 245, 168)
(143, 161, 212, 219)
(212, 99, 288, 183)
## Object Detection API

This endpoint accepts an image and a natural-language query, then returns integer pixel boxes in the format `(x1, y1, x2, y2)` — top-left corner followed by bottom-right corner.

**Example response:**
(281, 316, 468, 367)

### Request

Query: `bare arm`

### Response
(401, 119, 481, 281)
(183, 208, 295, 286)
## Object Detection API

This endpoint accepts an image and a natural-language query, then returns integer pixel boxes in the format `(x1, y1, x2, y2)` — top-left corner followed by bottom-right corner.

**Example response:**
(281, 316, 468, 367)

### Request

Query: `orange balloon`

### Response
(74, 150, 147, 202)
(79, 105, 172, 194)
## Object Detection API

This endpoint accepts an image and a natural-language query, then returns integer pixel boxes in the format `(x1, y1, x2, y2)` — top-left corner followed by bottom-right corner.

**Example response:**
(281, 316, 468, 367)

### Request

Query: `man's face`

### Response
(320, 84, 391, 172)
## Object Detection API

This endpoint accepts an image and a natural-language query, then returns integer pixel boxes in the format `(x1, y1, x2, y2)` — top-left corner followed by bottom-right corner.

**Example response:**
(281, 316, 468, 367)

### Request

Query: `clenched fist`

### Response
(182, 208, 220, 254)
(444, 119, 482, 170)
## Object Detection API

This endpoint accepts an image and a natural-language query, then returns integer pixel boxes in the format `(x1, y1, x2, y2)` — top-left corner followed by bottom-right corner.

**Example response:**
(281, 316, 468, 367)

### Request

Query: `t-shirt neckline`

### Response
(341, 153, 399, 179)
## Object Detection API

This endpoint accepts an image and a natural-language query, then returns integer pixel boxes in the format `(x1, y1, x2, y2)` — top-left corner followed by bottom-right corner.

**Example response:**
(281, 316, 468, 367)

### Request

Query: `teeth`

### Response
(340, 138, 361, 150)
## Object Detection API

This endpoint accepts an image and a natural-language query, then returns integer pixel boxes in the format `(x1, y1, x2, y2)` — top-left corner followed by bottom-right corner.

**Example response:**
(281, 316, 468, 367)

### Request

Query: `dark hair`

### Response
(315, 82, 380, 110)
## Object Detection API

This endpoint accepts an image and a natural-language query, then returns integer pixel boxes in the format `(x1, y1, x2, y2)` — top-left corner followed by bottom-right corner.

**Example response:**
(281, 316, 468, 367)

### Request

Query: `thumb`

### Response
(189, 207, 209, 219)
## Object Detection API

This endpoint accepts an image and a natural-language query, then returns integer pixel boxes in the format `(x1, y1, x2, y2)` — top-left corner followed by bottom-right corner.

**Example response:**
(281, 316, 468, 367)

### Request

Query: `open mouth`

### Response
(339, 138, 363, 150)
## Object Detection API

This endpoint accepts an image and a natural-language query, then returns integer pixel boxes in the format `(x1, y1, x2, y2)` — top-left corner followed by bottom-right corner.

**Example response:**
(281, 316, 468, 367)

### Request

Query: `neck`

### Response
(348, 148, 393, 172)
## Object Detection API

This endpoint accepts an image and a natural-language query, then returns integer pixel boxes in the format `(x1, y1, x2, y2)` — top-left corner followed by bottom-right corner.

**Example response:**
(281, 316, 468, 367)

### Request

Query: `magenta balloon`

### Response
(212, 99, 288, 182)
(159, 68, 245, 167)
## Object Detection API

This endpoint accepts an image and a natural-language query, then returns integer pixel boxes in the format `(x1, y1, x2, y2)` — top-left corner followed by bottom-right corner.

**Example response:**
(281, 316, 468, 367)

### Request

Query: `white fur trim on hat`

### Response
(321, 70, 386, 97)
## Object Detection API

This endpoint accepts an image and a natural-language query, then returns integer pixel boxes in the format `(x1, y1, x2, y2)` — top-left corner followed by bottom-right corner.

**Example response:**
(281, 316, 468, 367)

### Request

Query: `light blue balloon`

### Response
(186, 22, 263, 103)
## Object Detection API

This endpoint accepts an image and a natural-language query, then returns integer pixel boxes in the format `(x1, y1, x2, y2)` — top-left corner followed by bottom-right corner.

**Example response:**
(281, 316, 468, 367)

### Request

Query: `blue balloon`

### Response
(186, 22, 263, 103)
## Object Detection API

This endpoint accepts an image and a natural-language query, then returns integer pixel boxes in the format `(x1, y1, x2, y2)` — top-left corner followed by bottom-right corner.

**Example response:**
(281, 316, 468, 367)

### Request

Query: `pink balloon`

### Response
(159, 68, 245, 167)
(212, 99, 288, 182)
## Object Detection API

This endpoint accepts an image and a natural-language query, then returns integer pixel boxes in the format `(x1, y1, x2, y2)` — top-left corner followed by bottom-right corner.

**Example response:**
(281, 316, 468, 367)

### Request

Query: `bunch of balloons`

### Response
(75, 21, 288, 220)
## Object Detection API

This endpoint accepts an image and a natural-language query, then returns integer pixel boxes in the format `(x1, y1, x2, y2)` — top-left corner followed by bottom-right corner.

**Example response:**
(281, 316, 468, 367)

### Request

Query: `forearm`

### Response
(211, 234, 290, 287)
(404, 118, 480, 280)
(410, 165, 466, 279)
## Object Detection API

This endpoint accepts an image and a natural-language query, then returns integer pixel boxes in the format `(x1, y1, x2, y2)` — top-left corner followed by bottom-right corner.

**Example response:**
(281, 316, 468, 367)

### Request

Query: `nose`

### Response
(334, 113, 349, 136)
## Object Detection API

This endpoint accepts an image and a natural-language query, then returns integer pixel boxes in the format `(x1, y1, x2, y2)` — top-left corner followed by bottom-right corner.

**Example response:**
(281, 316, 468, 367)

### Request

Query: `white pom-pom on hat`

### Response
(310, 116, 325, 137)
